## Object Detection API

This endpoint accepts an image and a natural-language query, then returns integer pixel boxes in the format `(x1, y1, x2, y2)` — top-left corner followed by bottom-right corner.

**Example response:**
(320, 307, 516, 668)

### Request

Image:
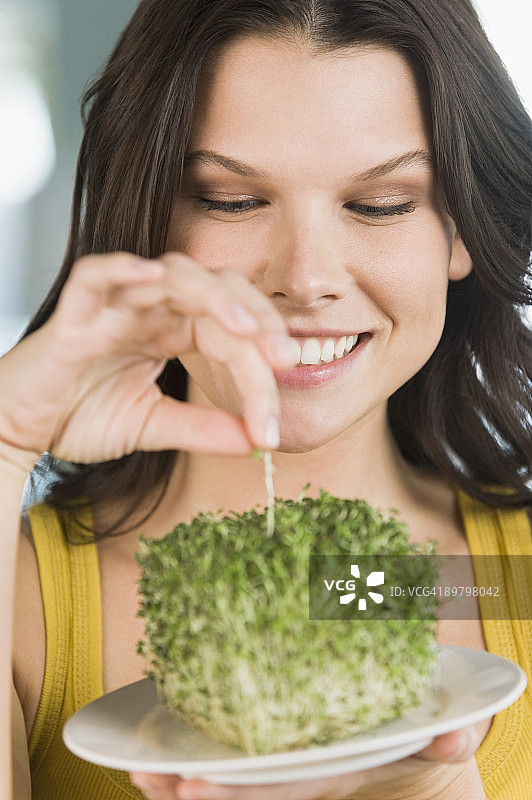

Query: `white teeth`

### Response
(295, 334, 359, 365)
(334, 336, 347, 359)
(290, 339, 302, 363)
(321, 338, 335, 362)
(300, 338, 322, 364)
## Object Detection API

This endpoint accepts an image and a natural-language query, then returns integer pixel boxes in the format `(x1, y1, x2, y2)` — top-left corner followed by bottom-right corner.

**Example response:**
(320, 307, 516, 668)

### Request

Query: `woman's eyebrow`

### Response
(184, 150, 269, 179)
(350, 150, 434, 181)
(183, 148, 433, 181)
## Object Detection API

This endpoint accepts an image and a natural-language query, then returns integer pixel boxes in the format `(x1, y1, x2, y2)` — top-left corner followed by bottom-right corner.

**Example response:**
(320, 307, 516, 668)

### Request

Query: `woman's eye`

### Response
(195, 197, 262, 214)
(347, 201, 416, 218)
(192, 196, 416, 218)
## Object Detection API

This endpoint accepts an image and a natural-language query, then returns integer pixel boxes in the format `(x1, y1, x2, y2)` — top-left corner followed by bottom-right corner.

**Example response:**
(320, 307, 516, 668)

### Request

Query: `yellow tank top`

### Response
(27, 504, 143, 800)
(27, 495, 531, 800)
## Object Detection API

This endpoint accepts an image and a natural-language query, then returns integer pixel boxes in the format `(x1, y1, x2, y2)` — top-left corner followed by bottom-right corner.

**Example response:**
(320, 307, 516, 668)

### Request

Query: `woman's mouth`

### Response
(276, 332, 368, 387)
(292, 334, 359, 365)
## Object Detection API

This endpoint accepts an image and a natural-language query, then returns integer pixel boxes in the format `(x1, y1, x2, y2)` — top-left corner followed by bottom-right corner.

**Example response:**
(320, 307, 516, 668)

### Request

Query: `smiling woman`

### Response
(1, 1, 531, 800)
(26, 0, 529, 509)
(167, 40, 467, 448)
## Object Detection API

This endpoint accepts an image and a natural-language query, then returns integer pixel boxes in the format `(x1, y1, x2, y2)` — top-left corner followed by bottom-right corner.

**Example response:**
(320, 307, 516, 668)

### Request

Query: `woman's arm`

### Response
(0, 450, 35, 800)
(1, 251, 296, 798)
(11, 677, 32, 800)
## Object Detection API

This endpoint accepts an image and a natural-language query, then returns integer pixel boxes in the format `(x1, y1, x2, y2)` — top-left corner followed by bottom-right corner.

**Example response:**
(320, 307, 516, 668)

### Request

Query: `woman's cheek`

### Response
(377, 223, 451, 318)
(167, 208, 268, 276)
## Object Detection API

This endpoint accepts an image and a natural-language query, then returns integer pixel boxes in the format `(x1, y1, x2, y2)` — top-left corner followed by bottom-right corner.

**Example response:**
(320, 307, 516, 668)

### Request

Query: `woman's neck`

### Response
(102, 392, 459, 553)
(168, 404, 421, 525)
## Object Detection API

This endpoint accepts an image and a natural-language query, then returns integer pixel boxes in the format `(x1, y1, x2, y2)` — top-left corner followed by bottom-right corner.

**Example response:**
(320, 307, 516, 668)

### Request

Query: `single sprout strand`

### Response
(264, 451, 275, 536)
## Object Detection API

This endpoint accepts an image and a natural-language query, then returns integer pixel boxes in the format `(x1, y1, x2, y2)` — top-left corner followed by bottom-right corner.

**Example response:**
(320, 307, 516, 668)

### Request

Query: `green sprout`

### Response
(136, 493, 440, 756)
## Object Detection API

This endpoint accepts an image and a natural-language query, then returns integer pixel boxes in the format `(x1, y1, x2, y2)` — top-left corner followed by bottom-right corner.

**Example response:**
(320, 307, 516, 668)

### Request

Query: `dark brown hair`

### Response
(27, 0, 532, 531)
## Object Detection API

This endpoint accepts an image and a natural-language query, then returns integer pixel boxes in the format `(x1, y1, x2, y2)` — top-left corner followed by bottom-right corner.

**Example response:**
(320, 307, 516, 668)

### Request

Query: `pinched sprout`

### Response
(136, 492, 441, 755)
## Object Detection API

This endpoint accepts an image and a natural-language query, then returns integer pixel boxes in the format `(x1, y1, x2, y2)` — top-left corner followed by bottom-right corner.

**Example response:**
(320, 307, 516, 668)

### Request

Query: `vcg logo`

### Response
(324, 564, 385, 611)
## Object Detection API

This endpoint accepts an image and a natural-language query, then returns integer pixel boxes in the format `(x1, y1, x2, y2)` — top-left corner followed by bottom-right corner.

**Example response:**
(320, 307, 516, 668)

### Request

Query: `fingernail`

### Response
(264, 417, 280, 449)
(227, 302, 259, 332)
(451, 728, 480, 761)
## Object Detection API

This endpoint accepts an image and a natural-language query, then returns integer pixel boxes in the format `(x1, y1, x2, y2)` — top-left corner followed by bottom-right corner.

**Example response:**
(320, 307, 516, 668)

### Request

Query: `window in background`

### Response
(0, 0, 58, 355)
(474, 0, 531, 113)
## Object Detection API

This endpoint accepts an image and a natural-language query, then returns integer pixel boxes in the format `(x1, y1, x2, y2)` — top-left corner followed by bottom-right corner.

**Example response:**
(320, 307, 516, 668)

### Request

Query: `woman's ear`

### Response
(449, 231, 473, 281)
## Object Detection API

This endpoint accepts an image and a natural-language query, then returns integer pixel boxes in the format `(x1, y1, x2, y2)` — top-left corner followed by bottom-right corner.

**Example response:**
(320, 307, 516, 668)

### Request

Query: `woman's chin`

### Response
(277, 418, 346, 455)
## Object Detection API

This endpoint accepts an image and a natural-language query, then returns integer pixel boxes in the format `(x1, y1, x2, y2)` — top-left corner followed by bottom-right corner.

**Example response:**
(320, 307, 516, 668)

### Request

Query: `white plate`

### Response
(63, 645, 526, 784)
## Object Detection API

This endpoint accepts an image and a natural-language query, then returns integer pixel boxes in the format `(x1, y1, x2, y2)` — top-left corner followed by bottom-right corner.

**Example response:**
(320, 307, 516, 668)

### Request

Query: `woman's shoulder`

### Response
(15, 514, 46, 636)
(13, 502, 100, 743)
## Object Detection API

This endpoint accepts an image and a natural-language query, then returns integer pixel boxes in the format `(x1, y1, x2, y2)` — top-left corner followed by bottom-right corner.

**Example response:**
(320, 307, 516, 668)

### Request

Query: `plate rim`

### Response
(63, 645, 527, 775)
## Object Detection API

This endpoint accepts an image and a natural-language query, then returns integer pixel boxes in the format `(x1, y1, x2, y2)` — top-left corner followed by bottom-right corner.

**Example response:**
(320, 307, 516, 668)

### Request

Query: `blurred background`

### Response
(0, 0, 531, 355)
(0, 0, 137, 353)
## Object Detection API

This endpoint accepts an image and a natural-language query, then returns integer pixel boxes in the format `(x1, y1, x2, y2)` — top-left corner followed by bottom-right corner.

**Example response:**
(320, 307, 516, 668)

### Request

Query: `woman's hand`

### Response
(129, 727, 486, 800)
(0, 252, 296, 471)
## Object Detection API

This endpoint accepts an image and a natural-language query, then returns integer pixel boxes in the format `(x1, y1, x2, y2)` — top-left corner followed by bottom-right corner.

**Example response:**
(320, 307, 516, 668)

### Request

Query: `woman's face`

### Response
(167, 37, 471, 452)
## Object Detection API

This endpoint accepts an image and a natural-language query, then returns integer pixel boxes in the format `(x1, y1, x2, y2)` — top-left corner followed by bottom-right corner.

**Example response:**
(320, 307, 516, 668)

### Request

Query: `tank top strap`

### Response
(458, 491, 532, 625)
(457, 490, 532, 556)
(67, 511, 104, 707)
(457, 491, 532, 795)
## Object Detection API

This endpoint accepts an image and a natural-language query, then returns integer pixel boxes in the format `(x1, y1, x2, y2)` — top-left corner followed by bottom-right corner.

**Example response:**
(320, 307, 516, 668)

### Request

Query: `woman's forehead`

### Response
(188, 36, 432, 183)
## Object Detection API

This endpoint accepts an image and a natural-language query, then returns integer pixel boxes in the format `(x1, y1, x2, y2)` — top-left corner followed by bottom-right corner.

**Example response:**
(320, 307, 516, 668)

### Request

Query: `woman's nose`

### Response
(256, 209, 352, 310)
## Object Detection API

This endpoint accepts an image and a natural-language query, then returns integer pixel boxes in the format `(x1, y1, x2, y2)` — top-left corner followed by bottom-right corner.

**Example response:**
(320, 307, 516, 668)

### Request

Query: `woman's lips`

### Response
(276, 333, 369, 387)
